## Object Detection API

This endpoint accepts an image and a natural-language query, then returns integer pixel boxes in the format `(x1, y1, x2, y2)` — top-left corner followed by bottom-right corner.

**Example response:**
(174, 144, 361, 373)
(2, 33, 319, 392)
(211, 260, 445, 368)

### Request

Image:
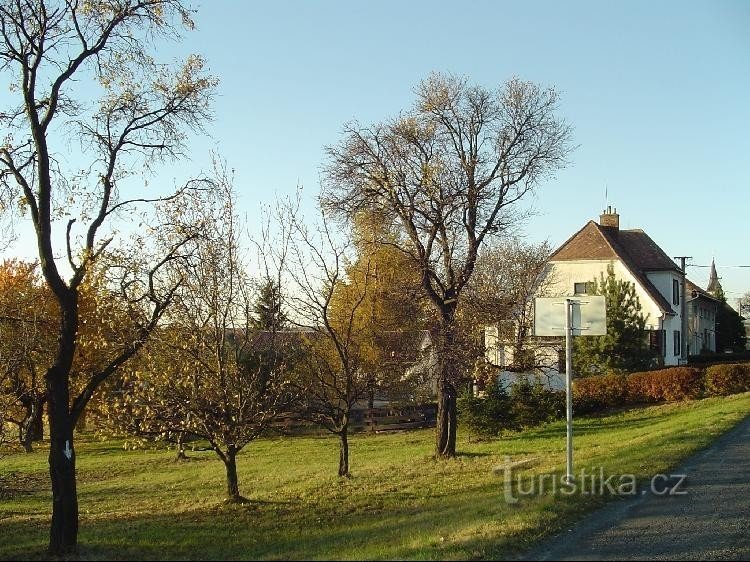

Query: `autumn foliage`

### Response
(0, 260, 56, 450)
(704, 363, 750, 396)
(572, 373, 629, 409)
(625, 367, 704, 402)
(573, 364, 750, 411)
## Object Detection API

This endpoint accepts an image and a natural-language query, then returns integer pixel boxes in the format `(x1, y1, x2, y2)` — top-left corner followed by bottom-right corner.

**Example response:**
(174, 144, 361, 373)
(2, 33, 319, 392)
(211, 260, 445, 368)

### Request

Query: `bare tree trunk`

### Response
(20, 418, 33, 453)
(224, 448, 241, 501)
(46, 300, 79, 556)
(31, 399, 45, 441)
(16, 424, 31, 453)
(338, 426, 350, 477)
(175, 432, 188, 461)
(435, 310, 458, 458)
(436, 377, 457, 457)
(47, 367, 78, 556)
(18, 396, 45, 452)
(20, 402, 34, 453)
(75, 406, 87, 433)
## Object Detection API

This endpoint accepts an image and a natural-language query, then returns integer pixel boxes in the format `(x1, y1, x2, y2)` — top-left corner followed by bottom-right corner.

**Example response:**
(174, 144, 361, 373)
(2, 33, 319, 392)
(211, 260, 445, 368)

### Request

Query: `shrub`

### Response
(627, 367, 703, 402)
(508, 377, 565, 428)
(572, 393, 601, 416)
(626, 371, 660, 403)
(458, 378, 564, 437)
(573, 373, 628, 410)
(457, 383, 513, 438)
(704, 363, 750, 396)
(459, 361, 747, 433)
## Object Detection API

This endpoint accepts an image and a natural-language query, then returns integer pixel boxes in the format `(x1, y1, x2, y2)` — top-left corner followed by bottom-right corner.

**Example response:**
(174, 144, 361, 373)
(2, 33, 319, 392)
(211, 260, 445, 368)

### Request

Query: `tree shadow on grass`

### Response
(0, 487, 566, 561)
(454, 451, 493, 459)
(0, 474, 728, 562)
(516, 414, 666, 441)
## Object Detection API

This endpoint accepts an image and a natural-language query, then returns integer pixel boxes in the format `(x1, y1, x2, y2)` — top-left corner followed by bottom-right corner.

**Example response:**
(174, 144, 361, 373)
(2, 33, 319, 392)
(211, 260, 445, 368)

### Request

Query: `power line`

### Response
(686, 264, 750, 268)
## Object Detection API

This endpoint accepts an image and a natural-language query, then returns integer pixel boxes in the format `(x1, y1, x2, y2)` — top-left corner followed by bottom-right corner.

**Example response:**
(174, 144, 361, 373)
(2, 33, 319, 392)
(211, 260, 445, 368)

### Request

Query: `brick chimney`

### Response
(599, 206, 619, 230)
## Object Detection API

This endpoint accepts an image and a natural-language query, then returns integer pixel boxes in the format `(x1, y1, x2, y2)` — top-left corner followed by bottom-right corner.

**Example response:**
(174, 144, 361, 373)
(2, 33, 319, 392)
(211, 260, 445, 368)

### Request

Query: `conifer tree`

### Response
(251, 278, 287, 332)
(573, 265, 656, 376)
(714, 291, 747, 352)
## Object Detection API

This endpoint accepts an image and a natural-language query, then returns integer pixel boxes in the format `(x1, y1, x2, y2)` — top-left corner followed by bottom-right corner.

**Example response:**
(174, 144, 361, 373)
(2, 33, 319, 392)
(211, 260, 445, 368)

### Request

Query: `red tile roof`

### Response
(549, 220, 680, 316)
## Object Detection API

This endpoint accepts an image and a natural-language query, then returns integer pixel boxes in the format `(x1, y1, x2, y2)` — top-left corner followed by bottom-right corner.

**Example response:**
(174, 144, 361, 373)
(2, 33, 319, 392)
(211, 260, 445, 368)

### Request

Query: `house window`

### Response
(672, 279, 680, 306)
(673, 330, 681, 356)
(574, 282, 593, 295)
(649, 330, 666, 357)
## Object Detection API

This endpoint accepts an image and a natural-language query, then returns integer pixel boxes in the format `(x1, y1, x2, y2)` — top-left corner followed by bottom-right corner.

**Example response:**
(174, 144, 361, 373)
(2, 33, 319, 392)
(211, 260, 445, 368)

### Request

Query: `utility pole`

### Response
(565, 298, 573, 482)
(674, 256, 692, 362)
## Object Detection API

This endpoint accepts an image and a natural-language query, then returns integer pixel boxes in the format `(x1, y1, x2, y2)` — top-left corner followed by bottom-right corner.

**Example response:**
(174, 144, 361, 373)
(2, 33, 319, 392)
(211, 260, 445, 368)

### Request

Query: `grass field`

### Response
(1, 393, 749, 560)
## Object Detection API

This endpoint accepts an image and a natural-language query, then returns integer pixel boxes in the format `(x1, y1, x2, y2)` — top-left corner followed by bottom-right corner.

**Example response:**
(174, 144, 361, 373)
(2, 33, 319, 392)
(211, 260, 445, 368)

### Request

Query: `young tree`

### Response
(573, 265, 656, 377)
(0, 1, 215, 553)
(251, 277, 287, 331)
(323, 74, 572, 456)
(111, 175, 299, 502)
(286, 208, 375, 477)
(345, 210, 427, 406)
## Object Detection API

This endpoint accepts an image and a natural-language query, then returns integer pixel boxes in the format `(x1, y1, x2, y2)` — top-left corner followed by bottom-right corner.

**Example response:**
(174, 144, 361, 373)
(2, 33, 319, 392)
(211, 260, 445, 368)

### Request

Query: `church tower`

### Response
(706, 258, 724, 299)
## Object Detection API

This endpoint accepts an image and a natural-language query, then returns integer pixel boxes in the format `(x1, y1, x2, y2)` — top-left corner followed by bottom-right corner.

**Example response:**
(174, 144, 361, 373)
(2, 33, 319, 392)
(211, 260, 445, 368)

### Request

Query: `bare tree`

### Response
(466, 238, 557, 374)
(285, 206, 373, 477)
(0, 1, 215, 553)
(738, 291, 750, 319)
(323, 73, 572, 457)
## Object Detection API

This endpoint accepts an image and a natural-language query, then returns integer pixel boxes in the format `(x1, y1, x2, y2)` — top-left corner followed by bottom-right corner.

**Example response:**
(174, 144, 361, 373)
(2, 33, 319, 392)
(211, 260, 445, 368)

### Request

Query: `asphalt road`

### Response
(519, 415, 750, 561)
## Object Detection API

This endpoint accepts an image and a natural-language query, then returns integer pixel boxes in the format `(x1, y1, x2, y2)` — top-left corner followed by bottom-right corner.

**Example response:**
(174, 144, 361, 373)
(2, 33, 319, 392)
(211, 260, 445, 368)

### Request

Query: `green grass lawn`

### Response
(1, 393, 748, 560)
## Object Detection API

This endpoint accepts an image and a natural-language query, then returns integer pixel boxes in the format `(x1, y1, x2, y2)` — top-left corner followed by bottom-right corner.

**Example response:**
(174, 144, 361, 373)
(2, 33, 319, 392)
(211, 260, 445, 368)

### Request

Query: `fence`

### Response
(272, 404, 437, 434)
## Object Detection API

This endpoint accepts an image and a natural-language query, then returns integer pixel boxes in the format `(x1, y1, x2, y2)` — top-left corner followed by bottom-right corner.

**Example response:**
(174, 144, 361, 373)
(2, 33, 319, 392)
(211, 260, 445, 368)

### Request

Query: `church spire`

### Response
(706, 258, 723, 297)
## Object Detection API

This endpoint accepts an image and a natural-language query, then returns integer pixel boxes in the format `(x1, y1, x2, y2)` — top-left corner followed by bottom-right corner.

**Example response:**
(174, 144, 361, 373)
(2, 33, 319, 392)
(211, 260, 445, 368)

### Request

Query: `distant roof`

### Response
(550, 221, 681, 272)
(549, 220, 681, 315)
(686, 279, 720, 303)
(246, 329, 322, 352)
(247, 328, 431, 363)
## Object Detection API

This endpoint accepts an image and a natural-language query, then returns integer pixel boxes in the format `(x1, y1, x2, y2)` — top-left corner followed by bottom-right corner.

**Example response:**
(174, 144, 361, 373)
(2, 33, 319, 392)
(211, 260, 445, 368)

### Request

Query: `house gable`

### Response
(548, 220, 677, 316)
(549, 220, 618, 261)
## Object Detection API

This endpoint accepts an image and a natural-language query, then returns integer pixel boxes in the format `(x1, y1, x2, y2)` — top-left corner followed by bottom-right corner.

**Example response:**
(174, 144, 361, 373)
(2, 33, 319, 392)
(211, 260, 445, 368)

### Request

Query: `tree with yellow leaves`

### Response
(338, 209, 428, 406)
(0, 260, 56, 452)
(0, 0, 216, 552)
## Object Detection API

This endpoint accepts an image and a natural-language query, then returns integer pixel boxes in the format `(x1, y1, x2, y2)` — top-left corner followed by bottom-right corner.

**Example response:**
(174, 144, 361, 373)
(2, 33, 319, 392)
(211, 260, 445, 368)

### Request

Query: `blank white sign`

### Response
(534, 296, 607, 336)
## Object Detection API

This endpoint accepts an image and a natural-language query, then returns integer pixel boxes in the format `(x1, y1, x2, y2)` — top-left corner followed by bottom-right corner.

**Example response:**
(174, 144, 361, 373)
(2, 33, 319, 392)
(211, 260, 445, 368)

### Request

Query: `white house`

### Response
(485, 208, 718, 388)
(685, 279, 720, 355)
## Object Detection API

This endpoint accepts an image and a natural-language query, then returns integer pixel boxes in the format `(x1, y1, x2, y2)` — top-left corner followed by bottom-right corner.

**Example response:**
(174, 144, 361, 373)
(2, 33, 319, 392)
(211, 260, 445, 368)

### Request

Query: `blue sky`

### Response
(4, 1, 750, 302)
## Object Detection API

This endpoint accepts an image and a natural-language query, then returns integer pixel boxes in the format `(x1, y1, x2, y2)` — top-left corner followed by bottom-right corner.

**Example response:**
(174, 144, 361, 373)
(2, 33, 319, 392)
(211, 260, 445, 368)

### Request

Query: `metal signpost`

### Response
(534, 295, 606, 482)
